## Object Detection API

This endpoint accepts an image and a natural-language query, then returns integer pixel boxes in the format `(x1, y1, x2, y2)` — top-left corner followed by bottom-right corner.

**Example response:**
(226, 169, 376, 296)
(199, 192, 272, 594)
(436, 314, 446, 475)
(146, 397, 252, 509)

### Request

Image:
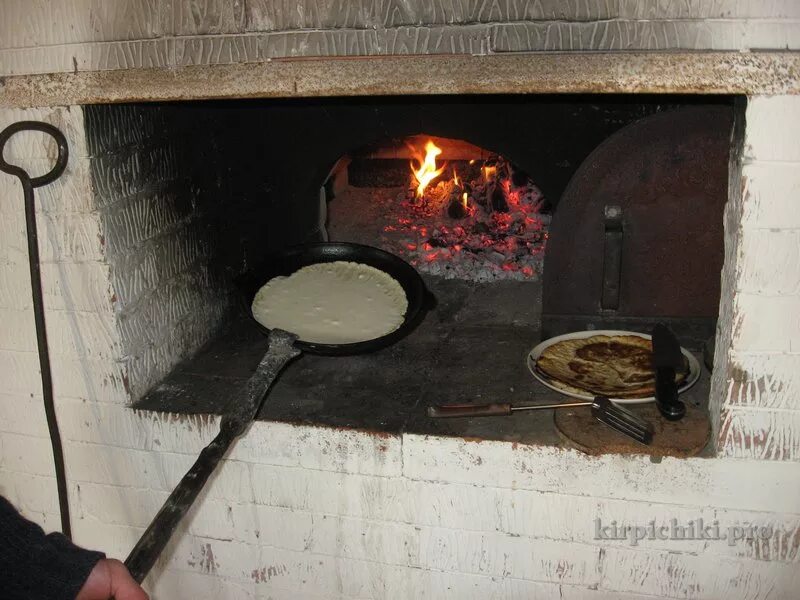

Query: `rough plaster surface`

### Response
(86, 103, 231, 400)
(2, 52, 800, 109)
(714, 95, 800, 461)
(1, 1, 800, 109)
(2, 0, 800, 77)
(4, 403, 800, 599)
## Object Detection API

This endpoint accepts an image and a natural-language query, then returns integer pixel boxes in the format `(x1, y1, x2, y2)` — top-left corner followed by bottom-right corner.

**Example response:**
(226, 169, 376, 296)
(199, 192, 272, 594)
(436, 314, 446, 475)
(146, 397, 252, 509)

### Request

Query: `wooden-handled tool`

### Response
(428, 397, 653, 445)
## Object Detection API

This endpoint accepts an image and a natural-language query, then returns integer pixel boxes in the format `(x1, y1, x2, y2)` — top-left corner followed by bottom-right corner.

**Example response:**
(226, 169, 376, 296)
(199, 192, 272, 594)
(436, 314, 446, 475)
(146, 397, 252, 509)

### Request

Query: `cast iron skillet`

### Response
(125, 242, 430, 583)
(239, 241, 430, 355)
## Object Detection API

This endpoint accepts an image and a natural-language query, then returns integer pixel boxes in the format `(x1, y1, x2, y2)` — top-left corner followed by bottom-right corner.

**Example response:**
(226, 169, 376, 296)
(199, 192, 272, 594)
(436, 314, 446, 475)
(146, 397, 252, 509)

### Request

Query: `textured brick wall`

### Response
(8, 401, 800, 599)
(714, 96, 800, 460)
(85, 103, 230, 400)
(0, 104, 120, 531)
(81, 101, 327, 402)
(1, 0, 800, 76)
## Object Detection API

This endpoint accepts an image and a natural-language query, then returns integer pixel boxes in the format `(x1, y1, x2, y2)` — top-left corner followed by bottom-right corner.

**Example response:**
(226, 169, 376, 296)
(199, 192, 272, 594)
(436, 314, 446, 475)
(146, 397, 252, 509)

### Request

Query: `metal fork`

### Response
(427, 396, 654, 445)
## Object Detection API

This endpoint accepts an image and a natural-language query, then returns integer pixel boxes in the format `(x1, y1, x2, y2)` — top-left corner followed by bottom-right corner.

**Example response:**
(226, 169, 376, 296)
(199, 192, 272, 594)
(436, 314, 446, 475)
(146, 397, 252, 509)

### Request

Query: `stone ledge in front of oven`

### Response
(133, 276, 712, 454)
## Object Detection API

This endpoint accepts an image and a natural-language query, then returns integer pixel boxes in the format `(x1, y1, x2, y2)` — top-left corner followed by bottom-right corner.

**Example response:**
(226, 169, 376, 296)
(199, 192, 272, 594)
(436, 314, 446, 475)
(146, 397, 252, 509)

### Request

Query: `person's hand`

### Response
(76, 558, 149, 600)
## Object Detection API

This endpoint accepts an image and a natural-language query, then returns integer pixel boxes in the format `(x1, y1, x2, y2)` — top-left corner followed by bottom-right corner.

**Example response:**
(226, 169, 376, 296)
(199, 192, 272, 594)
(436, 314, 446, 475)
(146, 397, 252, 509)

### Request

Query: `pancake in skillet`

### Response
(251, 261, 408, 344)
(535, 334, 687, 399)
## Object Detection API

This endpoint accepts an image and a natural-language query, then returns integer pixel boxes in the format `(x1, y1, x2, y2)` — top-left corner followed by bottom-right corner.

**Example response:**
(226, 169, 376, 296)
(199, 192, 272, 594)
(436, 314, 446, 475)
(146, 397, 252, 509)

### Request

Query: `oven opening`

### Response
(327, 134, 548, 281)
(91, 94, 738, 455)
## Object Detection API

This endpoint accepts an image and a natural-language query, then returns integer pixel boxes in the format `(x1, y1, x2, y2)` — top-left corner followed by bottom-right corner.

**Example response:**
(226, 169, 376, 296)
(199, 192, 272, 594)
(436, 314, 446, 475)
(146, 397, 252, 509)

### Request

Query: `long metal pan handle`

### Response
(124, 424, 236, 583)
(124, 330, 300, 583)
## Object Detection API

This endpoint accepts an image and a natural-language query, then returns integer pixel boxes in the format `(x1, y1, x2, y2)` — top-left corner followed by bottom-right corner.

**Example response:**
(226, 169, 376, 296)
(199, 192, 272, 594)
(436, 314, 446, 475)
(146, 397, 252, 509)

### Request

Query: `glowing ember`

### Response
(410, 140, 446, 198)
(335, 145, 549, 282)
(393, 152, 548, 281)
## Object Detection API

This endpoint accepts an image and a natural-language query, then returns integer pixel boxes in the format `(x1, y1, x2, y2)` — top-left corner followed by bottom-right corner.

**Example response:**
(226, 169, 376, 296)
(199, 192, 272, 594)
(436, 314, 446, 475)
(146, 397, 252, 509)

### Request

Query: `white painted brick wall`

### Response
(9, 404, 799, 599)
(717, 95, 800, 461)
(0, 106, 113, 539)
(2, 92, 800, 599)
(2, 1, 800, 77)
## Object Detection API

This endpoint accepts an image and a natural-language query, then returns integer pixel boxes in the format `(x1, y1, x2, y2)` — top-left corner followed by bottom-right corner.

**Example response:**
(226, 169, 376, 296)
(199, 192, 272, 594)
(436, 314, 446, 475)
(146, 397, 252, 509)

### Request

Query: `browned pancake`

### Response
(535, 334, 687, 399)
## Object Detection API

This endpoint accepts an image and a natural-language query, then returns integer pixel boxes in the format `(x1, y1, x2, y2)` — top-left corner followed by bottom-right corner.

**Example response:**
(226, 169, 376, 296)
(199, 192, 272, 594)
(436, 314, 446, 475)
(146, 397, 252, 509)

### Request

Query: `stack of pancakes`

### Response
(535, 334, 688, 399)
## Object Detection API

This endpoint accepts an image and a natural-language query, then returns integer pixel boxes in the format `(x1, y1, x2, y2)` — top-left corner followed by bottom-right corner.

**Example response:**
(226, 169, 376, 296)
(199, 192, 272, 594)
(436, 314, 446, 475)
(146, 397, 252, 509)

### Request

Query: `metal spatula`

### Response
(428, 396, 653, 445)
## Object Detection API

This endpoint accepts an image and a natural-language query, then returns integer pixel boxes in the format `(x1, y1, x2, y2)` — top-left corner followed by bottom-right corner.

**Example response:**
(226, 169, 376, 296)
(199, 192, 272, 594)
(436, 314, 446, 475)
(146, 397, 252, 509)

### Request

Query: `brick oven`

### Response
(1, 3, 800, 599)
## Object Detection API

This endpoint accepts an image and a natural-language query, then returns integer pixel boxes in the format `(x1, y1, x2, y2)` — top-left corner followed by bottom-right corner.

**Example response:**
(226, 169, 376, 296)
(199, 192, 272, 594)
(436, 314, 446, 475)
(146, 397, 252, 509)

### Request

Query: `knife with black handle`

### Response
(651, 323, 686, 421)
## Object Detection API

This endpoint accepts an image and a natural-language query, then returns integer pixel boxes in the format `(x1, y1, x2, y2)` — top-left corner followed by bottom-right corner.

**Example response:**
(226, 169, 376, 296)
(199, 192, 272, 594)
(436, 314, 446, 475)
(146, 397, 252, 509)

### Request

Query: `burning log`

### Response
(447, 197, 468, 219)
(490, 184, 509, 213)
(471, 221, 490, 234)
(390, 137, 549, 281)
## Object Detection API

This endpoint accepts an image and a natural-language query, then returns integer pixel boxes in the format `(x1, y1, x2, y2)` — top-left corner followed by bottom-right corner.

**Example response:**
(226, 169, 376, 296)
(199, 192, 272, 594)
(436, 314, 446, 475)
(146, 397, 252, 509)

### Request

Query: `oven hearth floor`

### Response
(136, 275, 710, 450)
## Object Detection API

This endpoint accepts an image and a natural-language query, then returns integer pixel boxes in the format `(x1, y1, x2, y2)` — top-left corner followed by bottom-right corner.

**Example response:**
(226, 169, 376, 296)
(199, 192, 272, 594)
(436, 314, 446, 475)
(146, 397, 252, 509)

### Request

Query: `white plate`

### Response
(526, 330, 701, 404)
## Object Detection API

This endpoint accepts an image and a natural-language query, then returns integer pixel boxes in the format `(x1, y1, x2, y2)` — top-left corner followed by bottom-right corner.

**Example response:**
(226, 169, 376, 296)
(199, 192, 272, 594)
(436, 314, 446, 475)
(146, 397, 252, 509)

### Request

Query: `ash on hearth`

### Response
(379, 140, 549, 282)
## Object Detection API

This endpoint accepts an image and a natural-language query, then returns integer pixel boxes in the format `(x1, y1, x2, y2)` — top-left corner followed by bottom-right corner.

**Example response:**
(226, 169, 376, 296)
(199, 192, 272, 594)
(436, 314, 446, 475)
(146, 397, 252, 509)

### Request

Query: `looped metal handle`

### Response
(0, 120, 73, 538)
(0, 121, 69, 187)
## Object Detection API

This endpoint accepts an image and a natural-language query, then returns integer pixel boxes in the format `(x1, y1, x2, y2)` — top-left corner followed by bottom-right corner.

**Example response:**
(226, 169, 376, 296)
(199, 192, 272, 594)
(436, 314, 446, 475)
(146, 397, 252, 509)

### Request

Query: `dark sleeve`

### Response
(0, 495, 105, 600)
